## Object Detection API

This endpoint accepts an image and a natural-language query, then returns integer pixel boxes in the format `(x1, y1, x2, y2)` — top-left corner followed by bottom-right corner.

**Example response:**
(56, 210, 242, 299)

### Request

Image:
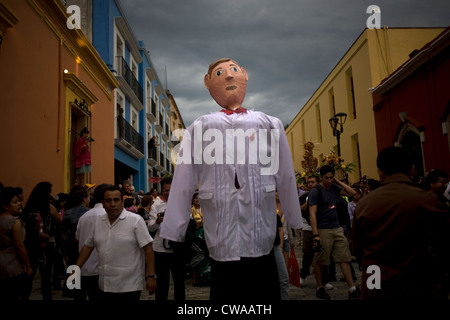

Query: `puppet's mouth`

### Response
(226, 86, 237, 91)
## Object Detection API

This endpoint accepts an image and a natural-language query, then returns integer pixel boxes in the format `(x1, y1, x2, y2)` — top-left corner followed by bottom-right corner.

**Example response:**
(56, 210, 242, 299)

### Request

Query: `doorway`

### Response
(397, 126, 425, 181)
(70, 105, 90, 187)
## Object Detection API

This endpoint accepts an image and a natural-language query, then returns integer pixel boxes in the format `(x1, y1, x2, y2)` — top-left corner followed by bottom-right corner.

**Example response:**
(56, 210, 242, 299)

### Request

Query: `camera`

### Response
(313, 239, 323, 253)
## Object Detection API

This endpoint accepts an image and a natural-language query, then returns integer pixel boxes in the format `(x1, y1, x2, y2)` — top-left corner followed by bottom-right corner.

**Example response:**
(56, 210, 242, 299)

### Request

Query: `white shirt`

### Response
(160, 109, 303, 261)
(84, 209, 153, 293)
(75, 203, 105, 276)
(148, 197, 172, 253)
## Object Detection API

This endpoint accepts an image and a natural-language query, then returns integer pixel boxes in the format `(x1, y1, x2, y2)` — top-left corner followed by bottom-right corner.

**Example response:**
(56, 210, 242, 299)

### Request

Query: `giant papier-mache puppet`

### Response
(160, 58, 303, 300)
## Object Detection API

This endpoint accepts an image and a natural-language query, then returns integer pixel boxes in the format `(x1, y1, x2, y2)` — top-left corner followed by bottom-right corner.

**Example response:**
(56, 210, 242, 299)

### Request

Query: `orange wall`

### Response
(0, 0, 116, 197)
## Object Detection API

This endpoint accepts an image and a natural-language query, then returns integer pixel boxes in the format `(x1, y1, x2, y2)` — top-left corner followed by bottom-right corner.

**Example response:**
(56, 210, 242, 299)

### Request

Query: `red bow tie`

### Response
(221, 108, 247, 115)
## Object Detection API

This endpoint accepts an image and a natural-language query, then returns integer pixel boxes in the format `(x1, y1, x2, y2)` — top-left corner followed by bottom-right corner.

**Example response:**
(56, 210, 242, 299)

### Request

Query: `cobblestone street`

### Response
(31, 237, 362, 301)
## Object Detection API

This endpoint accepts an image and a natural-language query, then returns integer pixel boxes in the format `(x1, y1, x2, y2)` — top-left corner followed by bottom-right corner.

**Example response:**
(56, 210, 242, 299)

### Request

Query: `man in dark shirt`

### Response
(353, 146, 444, 299)
(309, 165, 358, 299)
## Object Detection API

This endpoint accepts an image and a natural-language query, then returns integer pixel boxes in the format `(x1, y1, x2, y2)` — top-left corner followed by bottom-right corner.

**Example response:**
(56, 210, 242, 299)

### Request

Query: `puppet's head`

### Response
(204, 58, 248, 110)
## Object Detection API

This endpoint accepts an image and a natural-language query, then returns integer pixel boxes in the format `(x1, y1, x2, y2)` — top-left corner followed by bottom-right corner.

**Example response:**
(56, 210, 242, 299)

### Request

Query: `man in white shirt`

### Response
(73, 183, 108, 300)
(76, 185, 157, 300)
(160, 58, 303, 301)
(148, 177, 185, 300)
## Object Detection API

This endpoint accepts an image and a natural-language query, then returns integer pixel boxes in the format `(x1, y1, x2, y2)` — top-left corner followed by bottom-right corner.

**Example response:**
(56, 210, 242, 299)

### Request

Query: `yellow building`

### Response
(165, 89, 186, 169)
(286, 27, 444, 185)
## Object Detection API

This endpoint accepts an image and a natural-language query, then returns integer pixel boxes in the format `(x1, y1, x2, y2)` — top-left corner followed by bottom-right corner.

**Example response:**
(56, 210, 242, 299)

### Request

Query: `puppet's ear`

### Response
(204, 74, 211, 90)
(241, 67, 248, 82)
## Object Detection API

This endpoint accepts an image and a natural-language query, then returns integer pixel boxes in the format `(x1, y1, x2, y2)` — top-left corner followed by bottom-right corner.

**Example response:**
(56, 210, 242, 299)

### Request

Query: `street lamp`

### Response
(329, 112, 347, 156)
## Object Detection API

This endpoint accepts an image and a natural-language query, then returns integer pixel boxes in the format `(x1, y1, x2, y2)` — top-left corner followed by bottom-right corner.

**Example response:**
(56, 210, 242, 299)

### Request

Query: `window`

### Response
(130, 57, 138, 79)
(346, 67, 357, 120)
(397, 125, 425, 179)
(114, 28, 125, 71)
(351, 133, 362, 180)
(315, 103, 322, 143)
(115, 90, 125, 138)
(131, 105, 138, 131)
(146, 80, 152, 114)
(289, 132, 295, 163)
(300, 119, 306, 145)
(328, 88, 336, 118)
(444, 102, 450, 152)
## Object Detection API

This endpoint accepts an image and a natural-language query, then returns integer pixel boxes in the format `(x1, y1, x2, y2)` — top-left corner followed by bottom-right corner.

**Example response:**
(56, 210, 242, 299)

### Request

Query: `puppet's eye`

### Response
(231, 67, 239, 72)
(214, 70, 224, 76)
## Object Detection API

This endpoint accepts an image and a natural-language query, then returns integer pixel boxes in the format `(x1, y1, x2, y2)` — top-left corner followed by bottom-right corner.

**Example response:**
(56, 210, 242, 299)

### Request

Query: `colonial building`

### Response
(67, 0, 176, 192)
(372, 27, 450, 178)
(166, 89, 186, 169)
(285, 27, 444, 184)
(0, 0, 118, 194)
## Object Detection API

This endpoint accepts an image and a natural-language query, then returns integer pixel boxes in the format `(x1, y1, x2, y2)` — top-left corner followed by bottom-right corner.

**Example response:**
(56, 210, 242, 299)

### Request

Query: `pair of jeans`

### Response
(274, 245, 290, 300)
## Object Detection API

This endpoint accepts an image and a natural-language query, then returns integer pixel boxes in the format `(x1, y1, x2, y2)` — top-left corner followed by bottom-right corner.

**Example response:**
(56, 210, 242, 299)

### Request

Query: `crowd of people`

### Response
(1, 53, 449, 302)
(297, 148, 450, 300)
(0, 179, 212, 301)
(0, 149, 449, 301)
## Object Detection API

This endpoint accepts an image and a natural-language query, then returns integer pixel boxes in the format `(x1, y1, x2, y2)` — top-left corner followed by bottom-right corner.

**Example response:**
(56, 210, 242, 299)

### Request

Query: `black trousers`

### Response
(73, 275, 100, 301)
(210, 249, 280, 302)
(300, 230, 314, 279)
(154, 251, 186, 301)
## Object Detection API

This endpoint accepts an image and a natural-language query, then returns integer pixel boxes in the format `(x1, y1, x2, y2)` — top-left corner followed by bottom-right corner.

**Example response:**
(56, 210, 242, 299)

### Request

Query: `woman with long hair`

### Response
(21, 181, 61, 300)
(0, 187, 34, 300)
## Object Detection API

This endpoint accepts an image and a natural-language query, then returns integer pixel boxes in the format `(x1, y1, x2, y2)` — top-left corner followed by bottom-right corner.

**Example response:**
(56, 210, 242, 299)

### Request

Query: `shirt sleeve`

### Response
(160, 125, 198, 242)
(135, 217, 153, 248)
(308, 187, 319, 206)
(272, 117, 303, 229)
(148, 202, 159, 233)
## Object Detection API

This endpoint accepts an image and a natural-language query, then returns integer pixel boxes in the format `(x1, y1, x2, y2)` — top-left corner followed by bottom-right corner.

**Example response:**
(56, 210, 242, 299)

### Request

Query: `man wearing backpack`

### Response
(309, 165, 359, 299)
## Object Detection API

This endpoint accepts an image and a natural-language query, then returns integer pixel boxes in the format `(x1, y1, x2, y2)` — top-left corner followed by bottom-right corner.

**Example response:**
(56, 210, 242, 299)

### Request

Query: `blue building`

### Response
(68, 0, 173, 192)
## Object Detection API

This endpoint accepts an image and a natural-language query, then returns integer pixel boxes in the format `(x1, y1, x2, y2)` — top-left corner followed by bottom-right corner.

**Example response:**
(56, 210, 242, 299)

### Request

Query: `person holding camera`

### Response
(73, 127, 93, 186)
(309, 165, 358, 300)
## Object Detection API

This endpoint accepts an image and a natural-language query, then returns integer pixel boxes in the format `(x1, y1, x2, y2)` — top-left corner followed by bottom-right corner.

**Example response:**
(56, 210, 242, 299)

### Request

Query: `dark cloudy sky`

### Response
(120, 0, 450, 127)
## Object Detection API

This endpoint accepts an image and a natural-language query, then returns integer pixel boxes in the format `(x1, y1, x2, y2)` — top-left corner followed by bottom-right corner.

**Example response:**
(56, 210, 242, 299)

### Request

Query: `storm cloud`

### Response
(120, 0, 450, 127)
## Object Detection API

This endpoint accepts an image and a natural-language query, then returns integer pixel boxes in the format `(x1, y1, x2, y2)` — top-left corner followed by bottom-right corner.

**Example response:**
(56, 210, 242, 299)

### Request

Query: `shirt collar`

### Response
(381, 173, 414, 186)
(101, 208, 128, 221)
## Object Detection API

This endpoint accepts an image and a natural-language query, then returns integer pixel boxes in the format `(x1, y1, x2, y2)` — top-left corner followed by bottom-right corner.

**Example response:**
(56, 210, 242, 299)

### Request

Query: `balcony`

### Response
(115, 116, 144, 159)
(154, 151, 165, 172)
(162, 123, 170, 141)
(155, 115, 164, 133)
(146, 98, 157, 123)
(115, 56, 144, 110)
(147, 145, 158, 166)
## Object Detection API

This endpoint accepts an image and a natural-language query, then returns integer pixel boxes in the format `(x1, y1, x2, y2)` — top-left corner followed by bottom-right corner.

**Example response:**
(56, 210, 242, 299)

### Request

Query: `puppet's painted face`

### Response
(204, 60, 248, 110)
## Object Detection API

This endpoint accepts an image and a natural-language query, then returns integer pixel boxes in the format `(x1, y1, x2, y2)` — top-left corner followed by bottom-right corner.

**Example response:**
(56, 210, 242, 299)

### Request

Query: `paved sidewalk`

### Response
(30, 239, 362, 301)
